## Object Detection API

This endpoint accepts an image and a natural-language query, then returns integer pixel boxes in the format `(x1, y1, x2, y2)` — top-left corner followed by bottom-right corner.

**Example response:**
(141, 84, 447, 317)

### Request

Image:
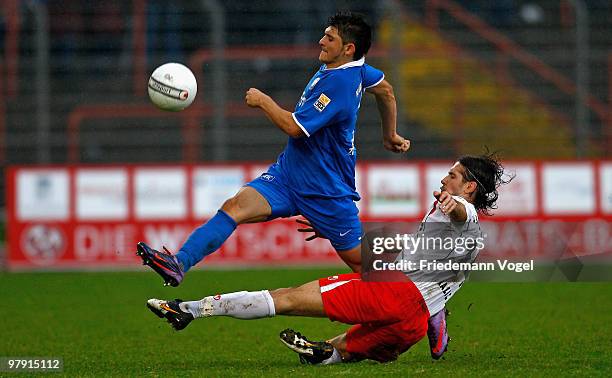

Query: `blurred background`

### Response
(0, 0, 610, 270)
(2, 3, 611, 374)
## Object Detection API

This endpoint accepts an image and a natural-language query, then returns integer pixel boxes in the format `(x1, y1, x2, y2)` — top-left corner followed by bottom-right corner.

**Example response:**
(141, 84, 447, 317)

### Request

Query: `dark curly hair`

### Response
(458, 150, 514, 215)
(327, 11, 372, 60)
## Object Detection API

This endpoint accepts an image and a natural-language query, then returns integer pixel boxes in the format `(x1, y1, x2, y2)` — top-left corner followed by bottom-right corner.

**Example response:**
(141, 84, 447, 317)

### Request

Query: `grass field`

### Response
(1, 268, 611, 377)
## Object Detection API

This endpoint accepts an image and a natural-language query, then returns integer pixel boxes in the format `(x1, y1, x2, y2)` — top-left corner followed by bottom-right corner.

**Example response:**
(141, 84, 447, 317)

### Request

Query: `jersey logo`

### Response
(298, 92, 306, 107)
(314, 93, 331, 112)
(260, 173, 275, 182)
(309, 77, 321, 90)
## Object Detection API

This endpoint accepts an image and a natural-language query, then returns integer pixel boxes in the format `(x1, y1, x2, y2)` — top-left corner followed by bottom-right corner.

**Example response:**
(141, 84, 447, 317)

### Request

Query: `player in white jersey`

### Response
(409, 192, 481, 319)
(144, 153, 511, 364)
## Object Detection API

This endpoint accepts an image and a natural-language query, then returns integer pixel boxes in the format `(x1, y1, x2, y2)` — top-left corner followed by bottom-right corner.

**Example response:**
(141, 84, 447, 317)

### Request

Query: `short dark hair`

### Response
(458, 150, 514, 215)
(327, 11, 372, 60)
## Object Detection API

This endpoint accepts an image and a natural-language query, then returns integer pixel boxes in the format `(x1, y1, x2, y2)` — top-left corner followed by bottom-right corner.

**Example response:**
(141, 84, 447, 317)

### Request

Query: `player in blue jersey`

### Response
(137, 11, 409, 284)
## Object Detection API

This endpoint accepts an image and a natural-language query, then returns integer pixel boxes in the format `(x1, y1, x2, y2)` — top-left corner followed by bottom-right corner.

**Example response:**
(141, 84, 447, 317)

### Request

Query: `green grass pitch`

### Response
(1, 269, 611, 376)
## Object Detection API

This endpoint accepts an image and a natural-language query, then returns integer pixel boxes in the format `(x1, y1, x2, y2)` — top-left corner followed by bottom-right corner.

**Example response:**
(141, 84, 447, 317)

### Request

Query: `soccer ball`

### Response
(147, 63, 197, 111)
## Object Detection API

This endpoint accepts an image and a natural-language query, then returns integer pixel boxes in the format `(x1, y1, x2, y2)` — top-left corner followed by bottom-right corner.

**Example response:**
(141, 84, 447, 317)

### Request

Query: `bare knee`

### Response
(221, 193, 251, 219)
(220, 187, 271, 224)
(221, 196, 240, 217)
(269, 281, 325, 317)
(269, 288, 295, 314)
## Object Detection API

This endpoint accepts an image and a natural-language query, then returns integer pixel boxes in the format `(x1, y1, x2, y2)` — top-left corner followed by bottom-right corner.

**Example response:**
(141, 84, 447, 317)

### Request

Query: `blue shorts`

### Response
(246, 164, 362, 251)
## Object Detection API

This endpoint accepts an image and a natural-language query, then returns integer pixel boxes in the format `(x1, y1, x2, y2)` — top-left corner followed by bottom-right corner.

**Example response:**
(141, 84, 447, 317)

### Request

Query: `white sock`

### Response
(320, 348, 343, 365)
(181, 290, 276, 319)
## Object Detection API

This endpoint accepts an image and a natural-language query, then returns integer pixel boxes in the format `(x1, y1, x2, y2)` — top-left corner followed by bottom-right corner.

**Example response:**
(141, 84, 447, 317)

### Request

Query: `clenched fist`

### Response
(383, 133, 410, 153)
(245, 88, 268, 108)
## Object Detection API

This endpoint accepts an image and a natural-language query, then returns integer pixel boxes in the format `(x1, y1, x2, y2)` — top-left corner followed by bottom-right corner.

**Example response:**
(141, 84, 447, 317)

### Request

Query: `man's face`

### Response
(440, 162, 474, 197)
(318, 26, 349, 65)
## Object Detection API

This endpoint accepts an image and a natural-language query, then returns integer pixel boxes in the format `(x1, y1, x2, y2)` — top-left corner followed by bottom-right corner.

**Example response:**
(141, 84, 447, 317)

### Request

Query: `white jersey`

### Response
(399, 196, 482, 316)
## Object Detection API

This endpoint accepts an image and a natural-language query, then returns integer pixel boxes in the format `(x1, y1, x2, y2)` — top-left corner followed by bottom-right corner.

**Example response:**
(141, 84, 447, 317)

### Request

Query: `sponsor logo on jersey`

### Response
(261, 173, 275, 182)
(314, 93, 331, 112)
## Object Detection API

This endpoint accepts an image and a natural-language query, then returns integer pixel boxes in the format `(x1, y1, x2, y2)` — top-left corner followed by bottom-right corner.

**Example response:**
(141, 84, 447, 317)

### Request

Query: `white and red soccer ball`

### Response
(147, 62, 197, 111)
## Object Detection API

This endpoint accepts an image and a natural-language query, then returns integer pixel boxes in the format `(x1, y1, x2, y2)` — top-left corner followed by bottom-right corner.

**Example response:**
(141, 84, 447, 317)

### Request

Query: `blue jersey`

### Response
(276, 57, 384, 200)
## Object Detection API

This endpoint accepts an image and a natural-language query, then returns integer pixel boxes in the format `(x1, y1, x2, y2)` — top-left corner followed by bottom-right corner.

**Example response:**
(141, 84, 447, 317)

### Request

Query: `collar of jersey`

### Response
(323, 57, 365, 71)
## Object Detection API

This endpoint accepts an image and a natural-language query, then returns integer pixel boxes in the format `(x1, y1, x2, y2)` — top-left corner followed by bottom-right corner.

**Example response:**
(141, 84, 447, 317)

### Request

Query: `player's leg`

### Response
(326, 332, 354, 361)
(145, 272, 419, 327)
(336, 245, 361, 273)
(138, 166, 298, 285)
(341, 320, 427, 363)
(174, 186, 272, 270)
(280, 320, 427, 365)
(278, 322, 421, 365)
(146, 272, 420, 325)
(146, 273, 363, 332)
(146, 278, 326, 331)
(278, 274, 428, 364)
(175, 166, 297, 271)
(268, 280, 326, 317)
(192, 280, 327, 318)
(146, 289, 276, 331)
(136, 187, 268, 285)
(295, 196, 363, 272)
(281, 276, 429, 363)
(220, 186, 272, 223)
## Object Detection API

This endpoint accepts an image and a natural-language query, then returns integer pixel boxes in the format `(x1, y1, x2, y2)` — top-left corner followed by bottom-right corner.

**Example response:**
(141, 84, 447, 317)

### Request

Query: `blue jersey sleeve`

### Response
(363, 64, 385, 89)
(292, 77, 347, 137)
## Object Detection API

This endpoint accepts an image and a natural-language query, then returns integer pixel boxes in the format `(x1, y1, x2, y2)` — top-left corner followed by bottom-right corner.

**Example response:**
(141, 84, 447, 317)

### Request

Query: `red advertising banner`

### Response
(6, 161, 612, 270)
(9, 221, 339, 270)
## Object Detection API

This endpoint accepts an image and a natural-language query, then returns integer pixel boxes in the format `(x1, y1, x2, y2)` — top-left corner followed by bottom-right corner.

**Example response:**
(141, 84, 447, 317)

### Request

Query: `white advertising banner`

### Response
(17, 169, 69, 220)
(368, 165, 420, 216)
(601, 162, 612, 214)
(496, 163, 537, 215)
(193, 167, 245, 218)
(425, 164, 450, 208)
(542, 163, 595, 214)
(76, 169, 128, 220)
(6, 161, 611, 271)
(248, 164, 272, 181)
(135, 168, 187, 219)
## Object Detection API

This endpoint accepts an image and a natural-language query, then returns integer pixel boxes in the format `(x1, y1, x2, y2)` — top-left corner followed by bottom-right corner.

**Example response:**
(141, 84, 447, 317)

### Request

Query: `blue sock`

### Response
(176, 210, 237, 272)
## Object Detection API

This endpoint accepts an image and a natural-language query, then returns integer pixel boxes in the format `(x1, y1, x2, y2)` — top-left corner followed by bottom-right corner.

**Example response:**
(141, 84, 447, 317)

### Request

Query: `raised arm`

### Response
(245, 88, 305, 138)
(366, 79, 410, 153)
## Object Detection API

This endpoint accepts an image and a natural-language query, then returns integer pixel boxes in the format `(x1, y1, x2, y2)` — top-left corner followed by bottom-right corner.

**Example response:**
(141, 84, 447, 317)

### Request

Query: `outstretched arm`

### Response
(245, 88, 305, 138)
(366, 79, 410, 153)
